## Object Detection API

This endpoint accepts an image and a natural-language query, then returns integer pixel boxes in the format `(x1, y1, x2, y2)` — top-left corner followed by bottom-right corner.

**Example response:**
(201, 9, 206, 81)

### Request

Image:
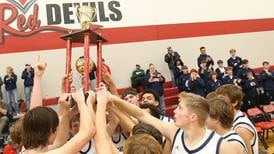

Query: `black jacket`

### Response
(4, 74, 17, 90)
(188, 77, 205, 97)
(227, 56, 242, 75)
(259, 70, 274, 91)
(21, 68, 34, 87)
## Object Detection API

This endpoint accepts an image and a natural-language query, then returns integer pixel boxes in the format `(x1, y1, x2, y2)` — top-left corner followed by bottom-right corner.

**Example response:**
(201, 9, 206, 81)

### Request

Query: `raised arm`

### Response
(109, 104, 136, 136)
(46, 89, 96, 154)
(110, 94, 177, 141)
(94, 83, 118, 154)
(30, 57, 47, 109)
(102, 67, 119, 96)
(49, 93, 72, 150)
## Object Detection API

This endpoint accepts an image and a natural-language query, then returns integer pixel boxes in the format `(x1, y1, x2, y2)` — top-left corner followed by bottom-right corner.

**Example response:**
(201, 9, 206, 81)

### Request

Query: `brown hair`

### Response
(208, 96, 234, 129)
(22, 106, 59, 149)
(215, 84, 243, 110)
(178, 92, 209, 126)
(190, 69, 198, 74)
(217, 60, 223, 64)
(124, 134, 162, 154)
(132, 123, 163, 145)
(10, 118, 23, 145)
(209, 71, 217, 79)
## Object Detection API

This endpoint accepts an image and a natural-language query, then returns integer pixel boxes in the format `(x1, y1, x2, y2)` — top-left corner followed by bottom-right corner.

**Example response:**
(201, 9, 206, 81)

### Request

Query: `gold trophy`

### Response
(76, 5, 96, 30)
(76, 56, 95, 75)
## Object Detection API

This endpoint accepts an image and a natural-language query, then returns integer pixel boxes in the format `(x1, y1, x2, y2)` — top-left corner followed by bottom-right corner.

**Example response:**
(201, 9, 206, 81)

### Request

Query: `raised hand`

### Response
(96, 82, 109, 104)
(61, 73, 73, 93)
(35, 56, 47, 77)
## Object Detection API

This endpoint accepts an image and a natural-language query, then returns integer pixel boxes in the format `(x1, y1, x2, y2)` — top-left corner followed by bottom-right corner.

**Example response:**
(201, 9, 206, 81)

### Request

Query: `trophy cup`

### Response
(75, 56, 95, 75)
(76, 5, 96, 30)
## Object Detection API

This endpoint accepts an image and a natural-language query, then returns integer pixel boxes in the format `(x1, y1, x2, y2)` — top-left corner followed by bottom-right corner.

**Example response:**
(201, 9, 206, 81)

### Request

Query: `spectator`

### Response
(227, 49, 242, 75)
(177, 65, 190, 92)
(259, 61, 274, 102)
(130, 64, 146, 92)
(4, 66, 19, 116)
(164, 46, 181, 87)
(173, 59, 184, 85)
(21, 64, 34, 110)
(0, 101, 8, 136)
(237, 59, 256, 86)
(188, 69, 206, 97)
(242, 71, 259, 111)
(198, 60, 211, 82)
(215, 60, 226, 80)
(222, 67, 237, 85)
(206, 71, 222, 93)
(197, 46, 214, 69)
(145, 64, 165, 114)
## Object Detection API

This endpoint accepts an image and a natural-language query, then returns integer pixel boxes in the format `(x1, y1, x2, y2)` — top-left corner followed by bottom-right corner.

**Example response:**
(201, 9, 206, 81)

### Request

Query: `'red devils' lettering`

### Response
(0, 3, 67, 44)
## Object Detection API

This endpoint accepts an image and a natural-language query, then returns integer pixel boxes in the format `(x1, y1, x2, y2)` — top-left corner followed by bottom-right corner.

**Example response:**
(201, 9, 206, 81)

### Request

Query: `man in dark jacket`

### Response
(227, 49, 242, 75)
(177, 66, 190, 92)
(237, 59, 256, 86)
(222, 67, 237, 85)
(197, 46, 214, 70)
(259, 61, 274, 102)
(21, 64, 34, 110)
(164, 46, 180, 87)
(188, 69, 206, 97)
(145, 64, 165, 114)
(242, 71, 259, 111)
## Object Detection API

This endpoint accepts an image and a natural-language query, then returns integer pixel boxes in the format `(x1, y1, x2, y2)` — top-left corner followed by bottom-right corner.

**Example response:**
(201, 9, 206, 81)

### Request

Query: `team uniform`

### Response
(223, 130, 247, 154)
(171, 129, 223, 154)
(233, 111, 258, 154)
(112, 131, 127, 152)
(79, 140, 96, 154)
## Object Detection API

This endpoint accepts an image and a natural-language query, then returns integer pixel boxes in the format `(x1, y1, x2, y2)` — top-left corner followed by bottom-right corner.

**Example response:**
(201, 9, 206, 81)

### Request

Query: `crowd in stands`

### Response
(0, 45, 273, 154)
(131, 46, 274, 112)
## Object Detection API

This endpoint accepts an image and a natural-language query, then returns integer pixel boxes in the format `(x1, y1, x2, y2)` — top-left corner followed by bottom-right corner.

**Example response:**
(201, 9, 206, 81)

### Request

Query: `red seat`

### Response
(247, 107, 274, 140)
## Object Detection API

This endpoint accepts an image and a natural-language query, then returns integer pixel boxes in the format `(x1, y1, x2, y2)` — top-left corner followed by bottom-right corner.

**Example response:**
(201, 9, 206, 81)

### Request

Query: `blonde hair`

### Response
(6, 66, 14, 73)
(178, 92, 209, 126)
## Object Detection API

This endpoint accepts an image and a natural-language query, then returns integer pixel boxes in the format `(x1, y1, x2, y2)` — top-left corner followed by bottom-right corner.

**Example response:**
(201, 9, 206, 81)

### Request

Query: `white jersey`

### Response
(223, 130, 247, 154)
(233, 111, 258, 154)
(171, 129, 223, 154)
(79, 140, 96, 154)
(160, 115, 174, 123)
(112, 132, 127, 152)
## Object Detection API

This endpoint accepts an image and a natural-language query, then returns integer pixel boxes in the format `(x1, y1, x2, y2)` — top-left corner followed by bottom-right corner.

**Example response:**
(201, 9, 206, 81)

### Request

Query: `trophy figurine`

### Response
(76, 5, 96, 30)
